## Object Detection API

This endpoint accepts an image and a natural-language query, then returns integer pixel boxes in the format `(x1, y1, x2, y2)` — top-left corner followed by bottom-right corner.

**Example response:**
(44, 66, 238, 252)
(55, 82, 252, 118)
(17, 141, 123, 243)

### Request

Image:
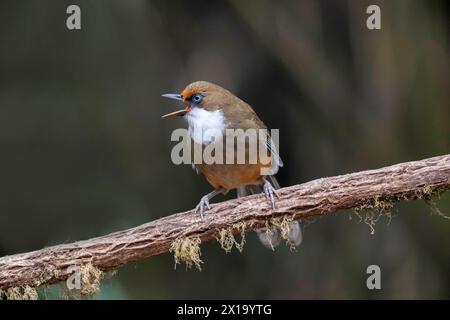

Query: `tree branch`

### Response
(1, 154, 449, 290)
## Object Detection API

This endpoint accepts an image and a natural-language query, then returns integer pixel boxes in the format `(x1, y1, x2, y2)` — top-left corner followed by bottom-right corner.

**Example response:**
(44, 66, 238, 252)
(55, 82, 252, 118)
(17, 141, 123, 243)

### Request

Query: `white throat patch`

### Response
(185, 107, 225, 145)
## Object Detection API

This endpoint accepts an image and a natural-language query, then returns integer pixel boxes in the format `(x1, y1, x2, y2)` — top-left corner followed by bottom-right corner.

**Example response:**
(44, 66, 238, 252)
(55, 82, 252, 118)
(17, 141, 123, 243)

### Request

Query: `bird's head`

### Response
(161, 81, 237, 118)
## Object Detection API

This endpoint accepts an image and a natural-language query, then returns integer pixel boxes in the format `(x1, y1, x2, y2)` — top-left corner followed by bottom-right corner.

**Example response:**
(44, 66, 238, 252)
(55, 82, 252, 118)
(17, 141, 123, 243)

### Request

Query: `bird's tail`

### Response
(237, 176, 302, 249)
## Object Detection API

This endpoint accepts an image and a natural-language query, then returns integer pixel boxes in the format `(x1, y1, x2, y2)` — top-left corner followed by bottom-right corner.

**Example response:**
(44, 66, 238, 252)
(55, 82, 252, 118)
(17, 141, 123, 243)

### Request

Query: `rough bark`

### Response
(1, 154, 449, 290)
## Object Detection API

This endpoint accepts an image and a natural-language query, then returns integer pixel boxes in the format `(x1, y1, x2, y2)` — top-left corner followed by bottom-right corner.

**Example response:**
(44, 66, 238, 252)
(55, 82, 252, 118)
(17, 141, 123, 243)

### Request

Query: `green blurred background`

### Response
(0, 0, 449, 299)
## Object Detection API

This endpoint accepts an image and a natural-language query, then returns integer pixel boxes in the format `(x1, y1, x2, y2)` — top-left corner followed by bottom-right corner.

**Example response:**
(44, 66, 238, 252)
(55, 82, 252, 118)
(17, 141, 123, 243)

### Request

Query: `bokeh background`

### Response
(0, 0, 449, 299)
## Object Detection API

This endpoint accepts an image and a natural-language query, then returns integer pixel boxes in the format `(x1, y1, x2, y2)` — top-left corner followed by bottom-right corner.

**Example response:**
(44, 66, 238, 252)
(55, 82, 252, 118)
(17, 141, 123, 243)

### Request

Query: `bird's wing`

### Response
(224, 102, 283, 171)
(266, 135, 283, 168)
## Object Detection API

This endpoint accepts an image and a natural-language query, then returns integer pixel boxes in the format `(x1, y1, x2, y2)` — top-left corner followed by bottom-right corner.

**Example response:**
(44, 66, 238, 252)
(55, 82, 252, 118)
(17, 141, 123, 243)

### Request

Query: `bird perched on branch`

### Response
(162, 81, 301, 248)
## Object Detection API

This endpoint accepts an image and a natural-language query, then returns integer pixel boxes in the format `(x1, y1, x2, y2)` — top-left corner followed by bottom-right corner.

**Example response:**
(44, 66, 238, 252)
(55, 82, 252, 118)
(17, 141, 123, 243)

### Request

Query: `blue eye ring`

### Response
(192, 94, 203, 104)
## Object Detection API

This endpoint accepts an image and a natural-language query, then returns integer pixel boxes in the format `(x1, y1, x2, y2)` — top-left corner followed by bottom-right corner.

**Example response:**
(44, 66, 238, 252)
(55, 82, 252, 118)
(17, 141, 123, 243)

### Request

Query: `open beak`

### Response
(161, 109, 188, 118)
(161, 93, 183, 101)
(161, 93, 190, 118)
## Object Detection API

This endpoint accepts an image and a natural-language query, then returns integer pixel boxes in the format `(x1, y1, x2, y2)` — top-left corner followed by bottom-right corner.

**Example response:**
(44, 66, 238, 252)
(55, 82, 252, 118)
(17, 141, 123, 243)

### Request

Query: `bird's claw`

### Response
(195, 195, 211, 220)
(263, 180, 279, 209)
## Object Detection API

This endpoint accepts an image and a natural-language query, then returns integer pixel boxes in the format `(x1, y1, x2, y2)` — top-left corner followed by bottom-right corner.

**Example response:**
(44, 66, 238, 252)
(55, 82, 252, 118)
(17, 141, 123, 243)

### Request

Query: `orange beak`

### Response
(161, 109, 188, 118)
(161, 93, 190, 118)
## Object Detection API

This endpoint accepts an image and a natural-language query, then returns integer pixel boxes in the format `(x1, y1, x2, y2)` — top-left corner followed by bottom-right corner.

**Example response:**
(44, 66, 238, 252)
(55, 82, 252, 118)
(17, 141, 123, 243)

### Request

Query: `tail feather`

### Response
(237, 176, 302, 249)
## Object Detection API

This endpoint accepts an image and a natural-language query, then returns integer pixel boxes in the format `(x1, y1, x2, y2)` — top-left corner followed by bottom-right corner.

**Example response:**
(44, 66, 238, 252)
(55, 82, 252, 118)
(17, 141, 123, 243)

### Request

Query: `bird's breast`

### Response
(185, 107, 226, 145)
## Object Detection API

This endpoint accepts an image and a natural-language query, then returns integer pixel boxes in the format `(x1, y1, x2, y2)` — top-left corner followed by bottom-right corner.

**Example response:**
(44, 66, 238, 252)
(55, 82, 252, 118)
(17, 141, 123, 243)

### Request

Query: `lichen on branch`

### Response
(0, 154, 449, 298)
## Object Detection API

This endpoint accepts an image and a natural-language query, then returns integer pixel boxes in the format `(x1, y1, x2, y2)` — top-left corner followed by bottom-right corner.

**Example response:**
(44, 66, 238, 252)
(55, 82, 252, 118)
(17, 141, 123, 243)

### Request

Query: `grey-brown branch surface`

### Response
(1, 154, 450, 291)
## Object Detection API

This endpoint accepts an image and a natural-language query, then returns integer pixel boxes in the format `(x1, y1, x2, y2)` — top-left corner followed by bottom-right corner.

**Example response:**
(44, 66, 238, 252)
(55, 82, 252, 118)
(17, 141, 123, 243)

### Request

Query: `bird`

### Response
(161, 81, 302, 248)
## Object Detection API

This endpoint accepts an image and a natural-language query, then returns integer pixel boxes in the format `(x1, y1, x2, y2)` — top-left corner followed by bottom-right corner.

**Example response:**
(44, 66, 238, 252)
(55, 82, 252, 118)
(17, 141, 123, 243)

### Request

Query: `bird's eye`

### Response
(192, 94, 203, 104)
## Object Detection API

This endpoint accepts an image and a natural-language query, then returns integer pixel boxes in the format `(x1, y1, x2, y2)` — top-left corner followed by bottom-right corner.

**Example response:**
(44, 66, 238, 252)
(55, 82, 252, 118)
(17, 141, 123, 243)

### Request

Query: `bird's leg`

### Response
(195, 188, 224, 220)
(263, 177, 279, 209)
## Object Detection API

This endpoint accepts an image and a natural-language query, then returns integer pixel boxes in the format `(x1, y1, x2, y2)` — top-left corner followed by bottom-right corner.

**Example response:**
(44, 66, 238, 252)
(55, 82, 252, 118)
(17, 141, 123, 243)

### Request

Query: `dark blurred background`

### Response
(0, 0, 449, 299)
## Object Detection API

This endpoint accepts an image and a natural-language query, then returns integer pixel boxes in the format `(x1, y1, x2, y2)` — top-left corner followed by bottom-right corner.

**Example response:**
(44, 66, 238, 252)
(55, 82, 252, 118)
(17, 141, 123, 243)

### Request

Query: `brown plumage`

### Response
(168, 81, 279, 192)
(162, 81, 302, 248)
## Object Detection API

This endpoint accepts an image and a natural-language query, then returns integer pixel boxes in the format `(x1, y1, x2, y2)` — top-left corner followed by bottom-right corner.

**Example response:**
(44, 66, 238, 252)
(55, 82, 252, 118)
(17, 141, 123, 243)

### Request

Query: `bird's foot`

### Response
(263, 179, 279, 209)
(195, 195, 211, 220)
(194, 188, 224, 220)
